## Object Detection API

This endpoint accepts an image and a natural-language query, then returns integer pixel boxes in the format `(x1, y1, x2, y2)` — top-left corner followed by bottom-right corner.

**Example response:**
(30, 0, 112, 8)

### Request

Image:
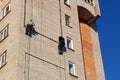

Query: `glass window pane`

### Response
(69, 62, 76, 75)
(65, 15, 70, 26)
(67, 38, 73, 49)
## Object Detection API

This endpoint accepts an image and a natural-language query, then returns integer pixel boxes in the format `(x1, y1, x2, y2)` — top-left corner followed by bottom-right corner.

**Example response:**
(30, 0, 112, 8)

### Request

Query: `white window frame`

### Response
(0, 32, 2, 41)
(0, 50, 7, 68)
(2, 3, 11, 17)
(4, 25, 9, 38)
(64, 0, 70, 6)
(67, 37, 74, 50)
(0, 25, 9, 42)
(65, 15, 71, 27)
(1, 31, 4, 40)
(69, 62, 76, 76)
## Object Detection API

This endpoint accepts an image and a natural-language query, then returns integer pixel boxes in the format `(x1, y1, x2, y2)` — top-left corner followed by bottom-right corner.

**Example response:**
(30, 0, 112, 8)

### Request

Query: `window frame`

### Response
(67, 37, 74, 50)
(83, 0, 94, 6)
(65, 14, 71, 27)
(68, 61, 76, 76)
(64, 0, 70, 6)
(0, 50, 7, 68)
(0, 24, 9, 42)
(2, 2, 11, 17)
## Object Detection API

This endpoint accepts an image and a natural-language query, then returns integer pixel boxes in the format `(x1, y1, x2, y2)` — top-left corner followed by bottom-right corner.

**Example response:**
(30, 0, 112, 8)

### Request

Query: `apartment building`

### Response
(0, 0, 105, 80)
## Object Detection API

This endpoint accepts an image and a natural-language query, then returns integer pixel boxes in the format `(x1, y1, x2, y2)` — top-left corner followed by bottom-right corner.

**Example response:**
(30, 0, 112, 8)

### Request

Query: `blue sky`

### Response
(97, 0, 120, 80)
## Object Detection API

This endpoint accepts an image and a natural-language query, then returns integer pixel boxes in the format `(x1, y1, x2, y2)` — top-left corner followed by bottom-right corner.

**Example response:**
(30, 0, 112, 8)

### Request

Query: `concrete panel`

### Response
(25, 54, 65, 80)
(90, 22, 105, 80)
(80, 22, 97, 80)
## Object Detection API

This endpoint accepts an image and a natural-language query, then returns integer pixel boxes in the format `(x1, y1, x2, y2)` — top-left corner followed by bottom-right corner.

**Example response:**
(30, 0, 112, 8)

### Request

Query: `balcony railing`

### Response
(83, 0, 94, 6)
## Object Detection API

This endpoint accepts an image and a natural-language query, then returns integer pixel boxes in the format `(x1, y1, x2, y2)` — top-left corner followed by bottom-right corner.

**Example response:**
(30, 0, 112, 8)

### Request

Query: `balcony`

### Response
(83, 0, 94, 6)
(78, 6, 95, 24)
(77, 0, 101, 24)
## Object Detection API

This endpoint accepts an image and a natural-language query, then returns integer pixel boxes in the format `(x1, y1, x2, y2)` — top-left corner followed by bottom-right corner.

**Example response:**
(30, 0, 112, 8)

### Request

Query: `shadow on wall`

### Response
(89, 21, 98, 32)
(77, 6, 98, 32)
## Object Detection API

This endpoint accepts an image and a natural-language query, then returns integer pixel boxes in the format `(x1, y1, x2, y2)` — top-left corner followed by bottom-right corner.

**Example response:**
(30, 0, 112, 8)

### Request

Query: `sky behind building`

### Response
(97, 0, 120, 80)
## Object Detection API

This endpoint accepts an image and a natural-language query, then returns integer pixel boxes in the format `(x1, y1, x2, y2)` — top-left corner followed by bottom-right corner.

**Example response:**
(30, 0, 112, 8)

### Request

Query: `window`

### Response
(65, 15, 71, 26)
(0, 25, 9, 42)
(64, 0, 70, 6)
(67, 37, 73, 49)
(0, 32, 3, 41)
(83, 0, 93, 6)
(69, 62, 76, 75)
(0, 50, 7, 68)
(2, 3, 11, 17)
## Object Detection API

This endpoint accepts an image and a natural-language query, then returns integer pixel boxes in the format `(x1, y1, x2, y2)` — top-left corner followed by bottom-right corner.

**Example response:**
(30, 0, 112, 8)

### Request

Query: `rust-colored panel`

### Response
(80, 22, 97, 80)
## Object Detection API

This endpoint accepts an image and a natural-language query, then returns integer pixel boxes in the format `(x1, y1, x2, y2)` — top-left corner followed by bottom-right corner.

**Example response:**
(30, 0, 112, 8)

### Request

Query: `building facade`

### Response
(0, 0, 105, 80)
